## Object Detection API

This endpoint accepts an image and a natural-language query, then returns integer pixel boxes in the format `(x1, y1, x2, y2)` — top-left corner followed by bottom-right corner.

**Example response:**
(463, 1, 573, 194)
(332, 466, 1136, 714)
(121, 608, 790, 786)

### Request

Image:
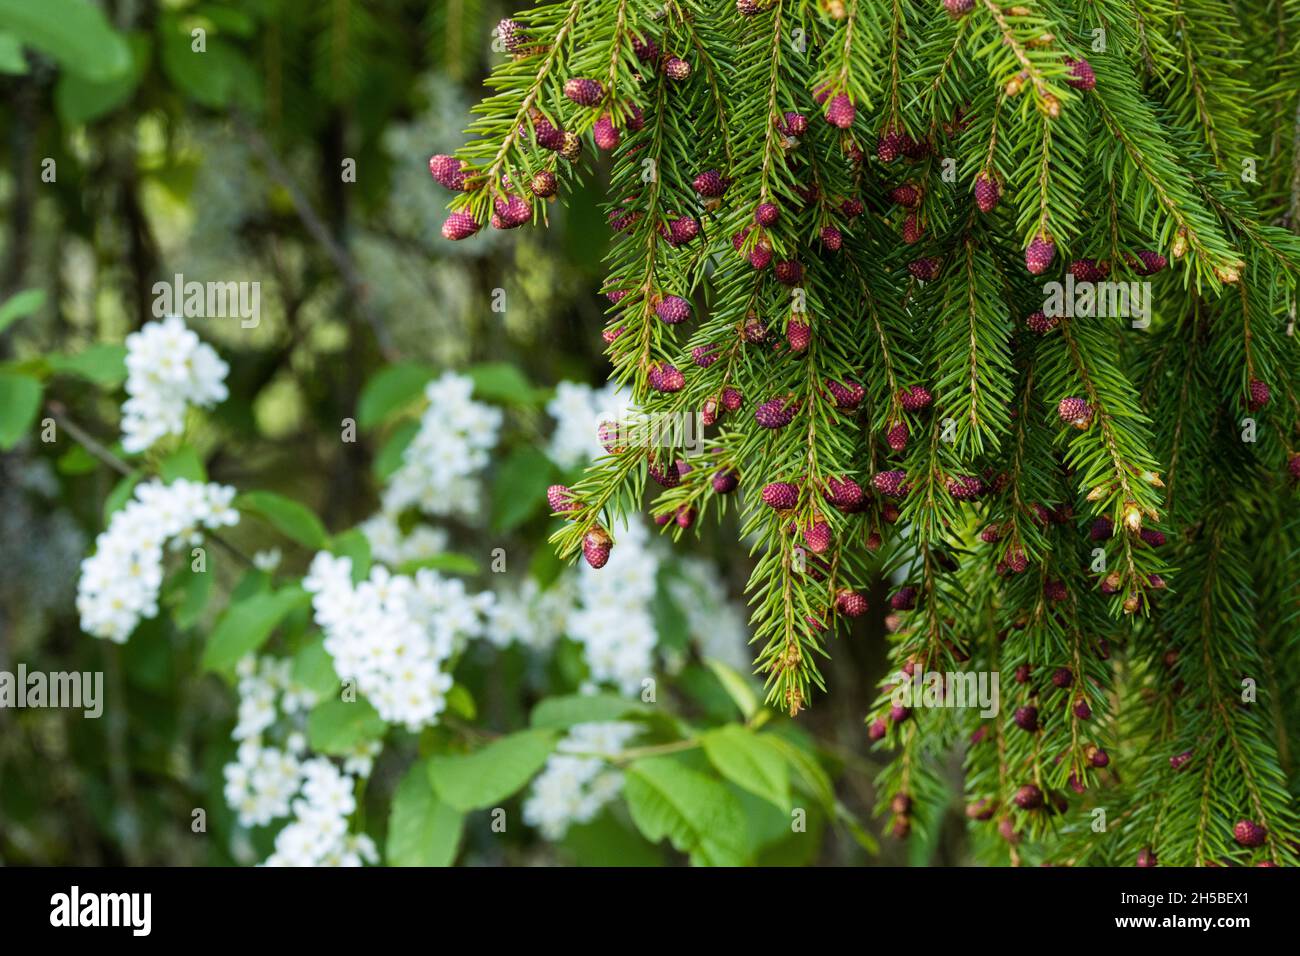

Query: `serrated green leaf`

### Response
(623, 756, 749, 866)
(765, 735, 836, 814)
(529, 693, 650, 729)
(387, 760, 464, 867)
(236, 491, 328, 549)
(308, 697, 386, 755)
(561, 810, 663, 867)
(201, 585, 309, 672)
(704, 658, 759, 721)
(701, 724, 790, 811)
(427, 729, 558, 811)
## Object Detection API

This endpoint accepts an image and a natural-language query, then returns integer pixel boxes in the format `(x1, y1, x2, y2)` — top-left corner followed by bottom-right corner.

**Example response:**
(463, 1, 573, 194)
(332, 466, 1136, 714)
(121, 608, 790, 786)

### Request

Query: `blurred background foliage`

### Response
(0, 0, 917, 866)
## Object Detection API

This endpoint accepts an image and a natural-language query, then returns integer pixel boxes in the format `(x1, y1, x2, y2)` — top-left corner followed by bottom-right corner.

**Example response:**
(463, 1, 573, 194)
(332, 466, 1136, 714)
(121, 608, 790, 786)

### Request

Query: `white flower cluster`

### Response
(381, 372, 502, 519)
(567, 517, 660, 695)
(121, 315, 229, 454)
(263, 757, 378, 867)
(484, 577, 574, 652)
(303, 552, 494, 730)
(522, 722, 641, 840)
(479, 381, 656, 683)
(76, 478, 239, 643)
(360, 512, 448, 567)
(222, 655, 380, 866)
(545, 381, 629, 470)
(232, 655, 318, 742)
(224, 739, 303, 828)
(666, 558, 753, 674)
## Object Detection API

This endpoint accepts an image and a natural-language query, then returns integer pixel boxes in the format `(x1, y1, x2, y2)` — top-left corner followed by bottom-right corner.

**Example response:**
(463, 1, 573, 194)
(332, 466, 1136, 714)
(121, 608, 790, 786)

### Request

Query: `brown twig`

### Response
(234, 114, 398, 361)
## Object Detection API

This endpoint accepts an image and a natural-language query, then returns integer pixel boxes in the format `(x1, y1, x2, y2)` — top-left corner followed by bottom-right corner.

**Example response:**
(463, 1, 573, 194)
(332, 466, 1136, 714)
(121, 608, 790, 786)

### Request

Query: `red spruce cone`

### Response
(563, 78, 604, 106)
(836, 589, 868, 617)
(582, 527, 612, 568)
(825, 93, 856, 129)
(1025, 234, 1057, 275)
(974, 172, 1000, 212)
(441, 211, 480, 240)
(1064, 56, 1096, 91)
(1233, 819, 1267, 848)
(761, 481, 799, 511)
(823, 476, 865, 512)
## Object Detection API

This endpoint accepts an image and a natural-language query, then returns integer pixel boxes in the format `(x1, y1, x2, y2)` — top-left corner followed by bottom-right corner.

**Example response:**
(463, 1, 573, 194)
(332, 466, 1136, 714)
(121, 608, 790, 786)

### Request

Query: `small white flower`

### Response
(76, 479, 241, 643)
(120, 315, 229, 454)
(253, 548, 282, 572)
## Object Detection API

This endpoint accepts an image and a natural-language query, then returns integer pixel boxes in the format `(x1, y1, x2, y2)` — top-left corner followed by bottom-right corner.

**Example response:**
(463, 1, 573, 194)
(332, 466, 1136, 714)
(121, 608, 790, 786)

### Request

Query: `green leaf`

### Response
(373, 419, 419, 481)
(756, 807, 826, 866)
(55, 443, 97, 475)
(490, 446, 555, 532)
(328, 528, 371, 583)
(765, 735, 836, 814)
(291, 636, 339, 698)
(466, 361, 539, 406)
(624, 756, 749, 866)
(201, 585, 309, 672)
(357, 362, 435, 429)
(159, 446, 206, 482)
(386, 760, 464, 867)
(427, 729, 558, 811)
(103, 471, 142, 523)
(703, 658, 760, 722)
(0, 0, 131, 82)
(307, 697, 386, 755)
(444, 684, 477, 721)
(0, 372, 42, 450)
(561, 811, 663, 867)
(54, 31, 148, 124)
(839, 805, 881, 856)
(701, 725, 791, 811)
(172, 567, 212, 630)
(0, 32, 28, 74)
(396, 553, 479, 576)
(196, 5, 257, 36)
(158, 18, 258, 109)
(236, 491, 328, 549)
(731, 785, 796, 850)
(529, 693, 649, 729)
(0, 288, 44, 333)
(46, 344, 127, 387)
(528, 545, 565, 589)
(230, 566, 271, 603)
(651, 565, 691, 654)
